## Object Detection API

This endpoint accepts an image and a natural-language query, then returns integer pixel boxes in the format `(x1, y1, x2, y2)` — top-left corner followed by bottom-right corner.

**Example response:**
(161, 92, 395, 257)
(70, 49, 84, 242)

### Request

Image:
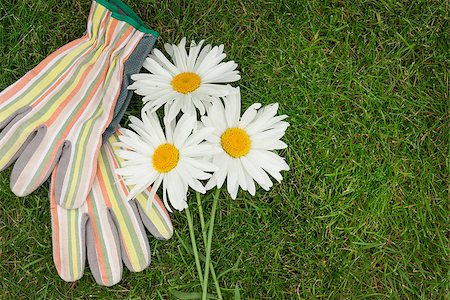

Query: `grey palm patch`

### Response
(103, 34, 157, 141)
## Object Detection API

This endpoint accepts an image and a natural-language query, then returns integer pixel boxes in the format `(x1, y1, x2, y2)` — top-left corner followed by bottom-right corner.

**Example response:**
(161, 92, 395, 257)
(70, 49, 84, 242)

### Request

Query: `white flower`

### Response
(128, 37, 241, 120)
(202, 87, 290, 199)
(115, 110, 217, 211)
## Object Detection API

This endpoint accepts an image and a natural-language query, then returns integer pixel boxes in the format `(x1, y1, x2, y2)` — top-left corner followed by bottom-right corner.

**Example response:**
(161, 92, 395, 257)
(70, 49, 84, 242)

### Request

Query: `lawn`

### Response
(0, 0, 448, 298)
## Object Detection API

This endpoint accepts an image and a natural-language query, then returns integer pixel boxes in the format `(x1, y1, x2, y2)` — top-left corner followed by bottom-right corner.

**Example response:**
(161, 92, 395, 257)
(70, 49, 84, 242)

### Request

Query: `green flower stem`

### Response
(185, 207, 204, 289)
(196, 192, 206, 239)
(196, 192, 223, 300)
(202, 189, 221, 300)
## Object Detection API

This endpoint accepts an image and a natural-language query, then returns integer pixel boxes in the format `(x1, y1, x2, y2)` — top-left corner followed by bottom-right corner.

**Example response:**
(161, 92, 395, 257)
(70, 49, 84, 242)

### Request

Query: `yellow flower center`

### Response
(171, 72, 201, 94)
(152, 143, 179, 173)
(220, 128, 251, 158)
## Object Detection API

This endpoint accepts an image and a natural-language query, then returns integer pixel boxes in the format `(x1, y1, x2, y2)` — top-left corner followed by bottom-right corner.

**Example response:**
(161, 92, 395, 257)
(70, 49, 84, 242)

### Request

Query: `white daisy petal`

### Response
(235, 159, 248, 192)
(196, 48, 226, 76)
(164, 115, 176, 144)
(239, 103, 262, 128)
(142, 58, 173, 79)
(162, 174, 172, 213)
(194, 44, 212, 70)
(203, 99, 227, 133)
(182, 157, 217, 172)
(250, 149, 290, 171)
(184, 127, 215, 148)
(244, 168, 256, 196)
(167, 171, 188, 210)
(196, 84, 230, 97)
(226, 160, 239, 199)
(129, 76, 172, 88)
(172, 37, 188, 71)
(240, 156, 273, 189)
(144, 111, 167, 144)
(167, 98, 183, 121)
(246, 104, 283, 135)
(173, 114, 195, 148)
(152, 48, 179, 75)
(141, 95, 173, 112)
(252, 132, 289, 150)
(177, 164, 207, 194)
(125, 173, 157, 201)
(181, 164, 212, 181)
(114, 150, 150, 163)
(137, 87, 173, 101)
(247, 151, 286, 183)
(164, 43, 174, 56)
(224, 87, 241, 127)
(192, 96, 206, 115)
(205, 176, 217, 191)
(214, 153, 230, 189)
(202, 61, 240, 83)
(181, 144, 216, 157)
(204, 133, 220, 144)
(187, 39, 205, 70)
(149, 174, 164, 203)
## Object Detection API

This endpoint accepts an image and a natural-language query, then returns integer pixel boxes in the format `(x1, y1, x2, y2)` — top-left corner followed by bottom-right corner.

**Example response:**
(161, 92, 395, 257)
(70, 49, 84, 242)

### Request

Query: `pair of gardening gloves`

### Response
(0, 0, 173, 286)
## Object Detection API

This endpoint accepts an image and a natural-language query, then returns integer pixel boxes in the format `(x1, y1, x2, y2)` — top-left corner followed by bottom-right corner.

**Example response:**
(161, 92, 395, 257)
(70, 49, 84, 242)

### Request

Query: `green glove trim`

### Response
(96, 0, 159, 37)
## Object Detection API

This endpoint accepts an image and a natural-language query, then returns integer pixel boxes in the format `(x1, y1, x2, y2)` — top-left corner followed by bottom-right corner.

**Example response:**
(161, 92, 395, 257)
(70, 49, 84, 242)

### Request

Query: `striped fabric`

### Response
(51, 129, 173, 286)
(0, 0, 156, 209)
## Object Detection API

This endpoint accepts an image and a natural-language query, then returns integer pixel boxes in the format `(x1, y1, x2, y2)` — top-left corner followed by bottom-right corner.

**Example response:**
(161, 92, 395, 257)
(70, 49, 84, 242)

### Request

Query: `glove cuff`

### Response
(96, 0, 159, 37)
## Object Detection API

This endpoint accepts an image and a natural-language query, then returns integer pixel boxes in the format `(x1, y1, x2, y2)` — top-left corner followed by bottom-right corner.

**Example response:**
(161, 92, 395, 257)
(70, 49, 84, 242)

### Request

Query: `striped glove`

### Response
(0, 0, 158, 209)
(50, 128, 173, 286)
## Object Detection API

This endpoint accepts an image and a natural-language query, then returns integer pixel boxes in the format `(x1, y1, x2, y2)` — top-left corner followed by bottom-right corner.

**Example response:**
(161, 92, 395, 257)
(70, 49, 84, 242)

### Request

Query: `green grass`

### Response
(1, 0, 449, 298)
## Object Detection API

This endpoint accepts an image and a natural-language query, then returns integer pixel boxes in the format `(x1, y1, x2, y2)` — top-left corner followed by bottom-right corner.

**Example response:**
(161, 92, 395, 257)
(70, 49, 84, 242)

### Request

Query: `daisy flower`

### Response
(128, 37, 241, 120)
(114, 110, 217, 211)
(202, 87, 290, 199)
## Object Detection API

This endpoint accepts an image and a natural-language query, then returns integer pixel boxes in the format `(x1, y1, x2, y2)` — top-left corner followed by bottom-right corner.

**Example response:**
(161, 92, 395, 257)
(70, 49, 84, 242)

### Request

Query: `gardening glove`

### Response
(0, 0, 158, 209)
(50, 128, 173, 286)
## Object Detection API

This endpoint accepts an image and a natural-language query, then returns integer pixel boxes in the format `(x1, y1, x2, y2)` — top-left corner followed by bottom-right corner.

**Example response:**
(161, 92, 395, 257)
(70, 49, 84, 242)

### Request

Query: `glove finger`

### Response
(134, 189, 174, 241)
(10, 125, 65, 197)
(85, 191, 123, 287)
(0, 106, 31, 134)
(97, 138, 151, 273)
(50, 172, 88, 282)
(0, 106, 39, 172)
(0, 107, 36, 171)
(109, 203, 151, 273)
